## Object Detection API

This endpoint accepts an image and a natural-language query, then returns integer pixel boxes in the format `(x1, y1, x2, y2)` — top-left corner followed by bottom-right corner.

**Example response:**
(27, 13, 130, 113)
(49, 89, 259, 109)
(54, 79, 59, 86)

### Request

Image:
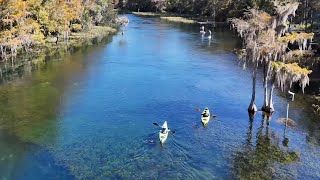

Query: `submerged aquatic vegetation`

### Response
(233, 119, 299, 180)
(276, 118, 297, 127)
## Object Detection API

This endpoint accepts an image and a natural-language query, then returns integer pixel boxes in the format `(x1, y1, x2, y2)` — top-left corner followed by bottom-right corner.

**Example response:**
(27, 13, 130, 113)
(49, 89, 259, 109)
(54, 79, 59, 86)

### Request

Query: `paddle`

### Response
(153, 123, 175, 133)
(169, 129, 175, 134)
(196, 107, 217, 118)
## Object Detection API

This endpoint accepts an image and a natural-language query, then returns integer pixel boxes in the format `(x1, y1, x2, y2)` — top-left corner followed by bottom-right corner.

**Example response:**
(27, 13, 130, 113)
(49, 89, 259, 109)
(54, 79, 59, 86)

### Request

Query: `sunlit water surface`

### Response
(0, 15, 320, 179)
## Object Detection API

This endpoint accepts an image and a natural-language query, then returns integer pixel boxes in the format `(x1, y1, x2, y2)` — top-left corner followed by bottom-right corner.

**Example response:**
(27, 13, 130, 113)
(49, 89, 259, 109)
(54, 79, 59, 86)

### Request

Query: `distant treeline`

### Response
(0, 0, 116, 60)
(123, 0, 320, 25)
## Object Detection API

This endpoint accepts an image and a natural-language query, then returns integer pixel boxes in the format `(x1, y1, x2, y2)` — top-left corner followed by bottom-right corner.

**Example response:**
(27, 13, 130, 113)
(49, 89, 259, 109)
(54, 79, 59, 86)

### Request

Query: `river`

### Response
(0, 15, 320, 179)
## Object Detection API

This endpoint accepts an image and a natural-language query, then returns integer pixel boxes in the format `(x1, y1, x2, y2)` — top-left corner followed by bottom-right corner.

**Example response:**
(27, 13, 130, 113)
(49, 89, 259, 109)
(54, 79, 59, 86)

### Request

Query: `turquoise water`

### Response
(1, 15, 320, 179)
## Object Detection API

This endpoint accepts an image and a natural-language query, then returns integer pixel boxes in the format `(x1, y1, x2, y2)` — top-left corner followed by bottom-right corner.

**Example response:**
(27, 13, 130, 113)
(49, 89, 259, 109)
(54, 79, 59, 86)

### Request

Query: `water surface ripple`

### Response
(0, 15, 320, 179)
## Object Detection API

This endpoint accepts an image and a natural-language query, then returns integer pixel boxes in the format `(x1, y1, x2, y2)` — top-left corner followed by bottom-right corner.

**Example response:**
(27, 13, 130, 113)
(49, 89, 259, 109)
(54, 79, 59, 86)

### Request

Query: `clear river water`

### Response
(1, 15, 320, 179)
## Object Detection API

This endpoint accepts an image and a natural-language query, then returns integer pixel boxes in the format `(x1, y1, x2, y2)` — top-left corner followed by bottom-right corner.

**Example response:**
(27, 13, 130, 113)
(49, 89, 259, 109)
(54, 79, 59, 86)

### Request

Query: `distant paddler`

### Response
(208, 30, 212, 39)
(200, 26, 205, 34)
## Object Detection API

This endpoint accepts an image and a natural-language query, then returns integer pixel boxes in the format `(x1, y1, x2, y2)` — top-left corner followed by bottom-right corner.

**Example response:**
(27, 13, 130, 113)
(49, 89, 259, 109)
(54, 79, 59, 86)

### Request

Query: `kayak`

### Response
(159, 121, 169, 144)
(201, 108, 210, 126)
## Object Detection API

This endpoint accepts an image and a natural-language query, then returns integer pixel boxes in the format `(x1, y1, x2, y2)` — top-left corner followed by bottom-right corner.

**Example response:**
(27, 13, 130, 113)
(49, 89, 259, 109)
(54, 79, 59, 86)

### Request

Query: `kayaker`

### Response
(202, 111, 209, 117)
(161, 127, 167, 134)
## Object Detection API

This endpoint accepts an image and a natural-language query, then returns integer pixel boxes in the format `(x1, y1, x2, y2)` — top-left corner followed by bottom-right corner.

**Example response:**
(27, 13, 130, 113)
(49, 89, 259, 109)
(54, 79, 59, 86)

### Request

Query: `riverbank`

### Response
(133, 12, 196, 24)
(0, 26, 117, 82)
(51, 26, 117, 47)
(44, 26, 117, 54)
(132, 12, 160, 17)
(160, 16, 196, 24)
(132, 11, 218, 24)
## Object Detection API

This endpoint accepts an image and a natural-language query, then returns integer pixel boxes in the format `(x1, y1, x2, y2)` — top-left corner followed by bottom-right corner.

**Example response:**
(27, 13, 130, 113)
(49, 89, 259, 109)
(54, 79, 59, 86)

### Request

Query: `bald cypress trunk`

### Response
(262, 60, 272, 113)
(268, 82, 275, 113)
(266, 73, 276, 114)
(248, 69, 258, 113)
(262, 63, 268, 111)
(230, 2, 310, 116)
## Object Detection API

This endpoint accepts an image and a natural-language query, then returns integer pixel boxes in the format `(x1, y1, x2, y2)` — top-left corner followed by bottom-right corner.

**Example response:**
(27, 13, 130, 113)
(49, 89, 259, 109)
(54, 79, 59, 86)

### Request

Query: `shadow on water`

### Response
(0, 36, 113, 84)
(233, 115, 299, 180)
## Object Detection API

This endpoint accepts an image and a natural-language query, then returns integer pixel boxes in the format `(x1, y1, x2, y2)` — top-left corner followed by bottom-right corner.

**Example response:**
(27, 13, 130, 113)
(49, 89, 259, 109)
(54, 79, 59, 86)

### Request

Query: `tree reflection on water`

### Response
(233, 115, 299, 179)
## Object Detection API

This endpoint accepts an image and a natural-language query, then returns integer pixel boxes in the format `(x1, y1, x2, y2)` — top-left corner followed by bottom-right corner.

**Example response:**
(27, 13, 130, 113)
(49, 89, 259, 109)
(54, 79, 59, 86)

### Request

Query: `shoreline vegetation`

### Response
(0, 0, 126, 81)
(132, 11, 213, 24)
(56, 26, 117, 46)
(132, 12, 160, 17)
(0, 25, 117, 83)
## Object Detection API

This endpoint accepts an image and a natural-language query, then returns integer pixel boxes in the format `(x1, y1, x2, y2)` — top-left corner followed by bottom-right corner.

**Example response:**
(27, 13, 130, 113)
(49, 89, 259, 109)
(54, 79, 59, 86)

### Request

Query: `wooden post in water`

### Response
(286, 103, 289, 126)
(286, 90, 295, 127)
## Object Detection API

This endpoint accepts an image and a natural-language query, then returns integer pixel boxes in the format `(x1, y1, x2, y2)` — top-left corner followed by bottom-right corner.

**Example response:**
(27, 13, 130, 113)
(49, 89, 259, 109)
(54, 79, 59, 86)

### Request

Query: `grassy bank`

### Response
(132, 12, 196, 24)
(131, 11, 224, 25)
(46, 26, 117, 47)
(43, 26, 117, 58)
(69, 26, 116, 42)
(132, 12, 161, 17)
(160, 16, 196, 24)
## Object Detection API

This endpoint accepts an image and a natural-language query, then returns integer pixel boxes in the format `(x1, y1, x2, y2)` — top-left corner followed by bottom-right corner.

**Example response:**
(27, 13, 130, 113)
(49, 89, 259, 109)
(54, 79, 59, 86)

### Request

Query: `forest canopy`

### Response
(0, 0, 116, 60)
(124, 0, 320, 27)
(124, 0, 275, 20)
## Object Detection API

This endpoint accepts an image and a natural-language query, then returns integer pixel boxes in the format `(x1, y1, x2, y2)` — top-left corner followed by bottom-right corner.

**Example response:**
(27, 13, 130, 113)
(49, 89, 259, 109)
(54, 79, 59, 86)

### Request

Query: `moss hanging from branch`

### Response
(271, 62, 312, 93)
(278, 32, 314, 43)
(230, 0, 316, 114)
(282, 49, 314, 63)
(273, 0, 299, 36)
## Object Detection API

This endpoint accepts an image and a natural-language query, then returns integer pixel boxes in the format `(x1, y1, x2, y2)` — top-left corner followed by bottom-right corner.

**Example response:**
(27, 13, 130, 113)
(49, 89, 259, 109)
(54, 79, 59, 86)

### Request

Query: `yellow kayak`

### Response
(201, 108, 210, 126)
